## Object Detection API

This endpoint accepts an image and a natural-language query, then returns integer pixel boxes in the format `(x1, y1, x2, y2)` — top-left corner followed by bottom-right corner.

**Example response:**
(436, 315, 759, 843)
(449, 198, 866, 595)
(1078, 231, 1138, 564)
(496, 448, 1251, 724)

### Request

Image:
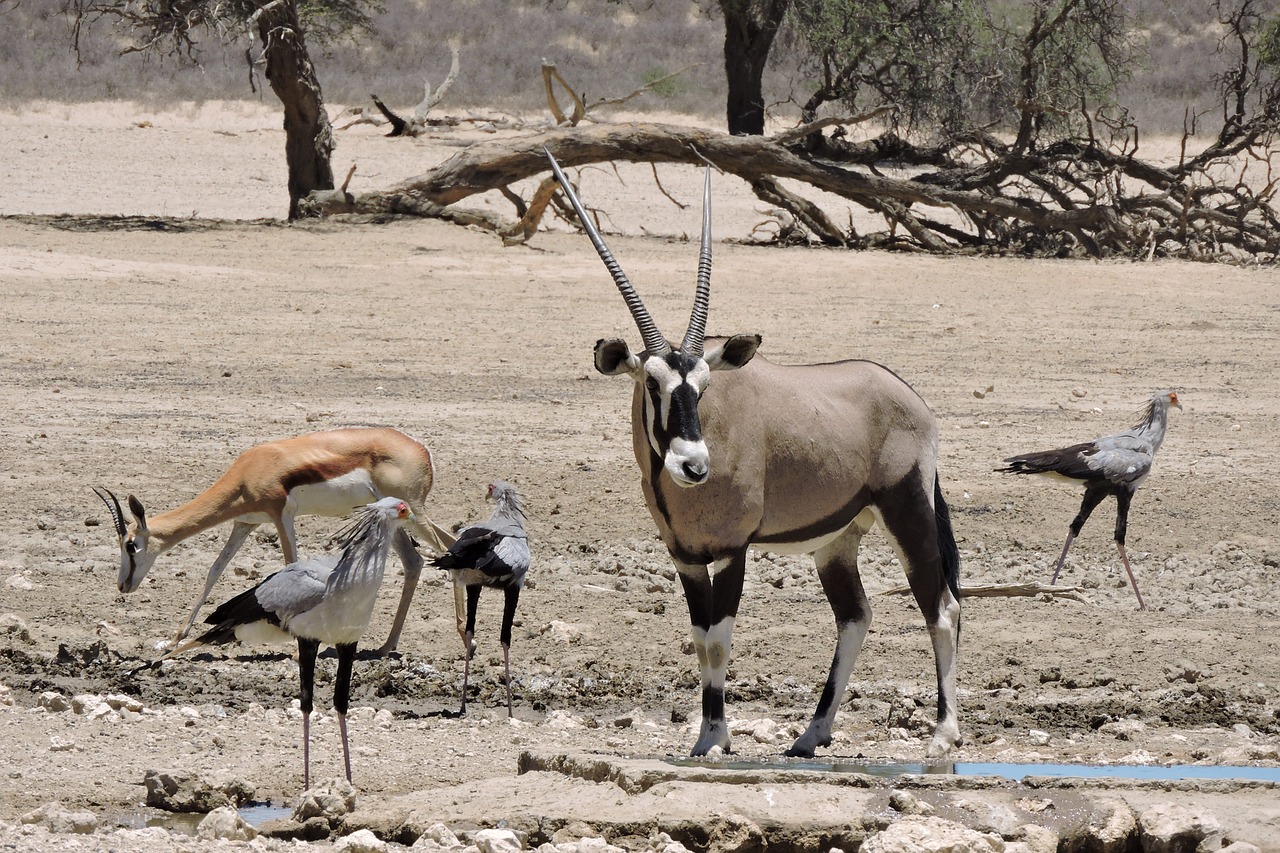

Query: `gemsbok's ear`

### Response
(594, 338, 642, 377)
(705, 334, 761, 371)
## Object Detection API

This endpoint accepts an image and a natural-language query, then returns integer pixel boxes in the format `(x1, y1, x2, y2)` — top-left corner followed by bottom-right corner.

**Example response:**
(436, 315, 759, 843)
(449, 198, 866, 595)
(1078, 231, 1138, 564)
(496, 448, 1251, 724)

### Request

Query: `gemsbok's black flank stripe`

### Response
(752, 487, 872, 546)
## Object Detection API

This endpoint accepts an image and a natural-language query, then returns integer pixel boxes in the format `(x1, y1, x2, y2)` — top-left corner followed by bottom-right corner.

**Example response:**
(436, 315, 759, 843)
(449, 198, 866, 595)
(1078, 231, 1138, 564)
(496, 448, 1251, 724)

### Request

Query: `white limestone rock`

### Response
(336, 827, 389, 853)
(19, 801, 98, 835)
(474, 827, 526, 853)
(413, 822, 464, 849)
(1138, 802, 1225, 853)
(196, 805, 256, 841)
(860, 815, 1004, 853)
(294, 777, 357, 824)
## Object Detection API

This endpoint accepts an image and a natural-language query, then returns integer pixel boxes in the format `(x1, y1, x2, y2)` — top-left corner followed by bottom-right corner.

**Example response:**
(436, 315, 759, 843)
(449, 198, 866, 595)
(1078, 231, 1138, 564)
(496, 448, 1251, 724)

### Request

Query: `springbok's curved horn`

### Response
(544, 148, 671, 357)
(93, 486, 127, 538)
(682, 167, 713, 356)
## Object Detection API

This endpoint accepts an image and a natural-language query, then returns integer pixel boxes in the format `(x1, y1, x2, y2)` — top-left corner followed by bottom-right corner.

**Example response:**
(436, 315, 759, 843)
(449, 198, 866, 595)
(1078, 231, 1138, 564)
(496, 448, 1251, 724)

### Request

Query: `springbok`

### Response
(547, 152, 962, 758)
(93, 426, 452, 653)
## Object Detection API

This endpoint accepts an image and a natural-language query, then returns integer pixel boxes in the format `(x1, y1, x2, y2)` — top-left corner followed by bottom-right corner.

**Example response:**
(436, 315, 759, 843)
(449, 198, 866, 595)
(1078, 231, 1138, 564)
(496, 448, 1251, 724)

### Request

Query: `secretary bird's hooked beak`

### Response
(1169, 392, 1183, 411)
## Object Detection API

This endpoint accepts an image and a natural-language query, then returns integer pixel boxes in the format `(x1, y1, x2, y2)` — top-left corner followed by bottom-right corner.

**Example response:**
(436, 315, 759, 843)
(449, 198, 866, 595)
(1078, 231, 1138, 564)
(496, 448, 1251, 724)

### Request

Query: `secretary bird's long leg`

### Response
(297, 638, 321, 791)
(1113, 491, 1147, 611)
(172, 521, 257, 646)
(334, 643, 357, 782)
(1051, 489, 1107, 584)
(500, 585, 522, 717)
(458, 584, 481, 715)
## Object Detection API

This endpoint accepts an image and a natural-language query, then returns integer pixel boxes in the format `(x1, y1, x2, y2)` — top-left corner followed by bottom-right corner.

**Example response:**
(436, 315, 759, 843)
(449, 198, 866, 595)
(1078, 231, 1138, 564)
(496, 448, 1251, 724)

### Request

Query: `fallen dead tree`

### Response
(300, 118, 1279, 263)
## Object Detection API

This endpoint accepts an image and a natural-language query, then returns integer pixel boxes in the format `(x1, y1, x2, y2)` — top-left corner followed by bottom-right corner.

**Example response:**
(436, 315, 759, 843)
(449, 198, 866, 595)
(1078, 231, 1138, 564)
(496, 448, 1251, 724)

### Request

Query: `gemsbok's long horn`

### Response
(682, 167, 713, 357)
(544, 148, 671, 357)
(93, 486, 127, 538)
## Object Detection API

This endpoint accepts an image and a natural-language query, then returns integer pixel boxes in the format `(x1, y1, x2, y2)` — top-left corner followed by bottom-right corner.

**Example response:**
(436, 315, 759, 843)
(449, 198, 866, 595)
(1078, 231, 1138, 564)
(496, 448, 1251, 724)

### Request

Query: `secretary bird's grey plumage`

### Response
(997, 390, 1182, 610)
(431, 481, 530, 716)
(165, 496, 412, 790)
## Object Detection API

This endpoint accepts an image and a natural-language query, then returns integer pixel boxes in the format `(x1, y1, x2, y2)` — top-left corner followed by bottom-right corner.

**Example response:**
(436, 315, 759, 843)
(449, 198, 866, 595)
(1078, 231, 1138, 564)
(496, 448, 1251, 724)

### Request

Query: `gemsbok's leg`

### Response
(874, 474, 962, 758)
(786, 508, 877, 757)
(676, 549, 748, 756)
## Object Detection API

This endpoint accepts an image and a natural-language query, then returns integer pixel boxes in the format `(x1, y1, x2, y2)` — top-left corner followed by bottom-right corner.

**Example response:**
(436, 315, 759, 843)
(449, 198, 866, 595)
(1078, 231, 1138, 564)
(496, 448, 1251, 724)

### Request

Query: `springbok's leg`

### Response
(275, 509, 300, 563)
(787, 508, 877, 758)
(1051, 488, 1107, 584)
(410, 516, 457, 553)
(171, 521, 258, 645)
(375, 528, 424, 654)
(677, 550, 747, 756)
(1112, 491, 1147, 610)
(875, 477, 962, 759)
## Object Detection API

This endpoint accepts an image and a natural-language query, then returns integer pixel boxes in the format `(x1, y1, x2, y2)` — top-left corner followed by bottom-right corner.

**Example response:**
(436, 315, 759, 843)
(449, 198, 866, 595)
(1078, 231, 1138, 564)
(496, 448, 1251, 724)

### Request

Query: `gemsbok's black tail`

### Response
(934, 474, 961, 603)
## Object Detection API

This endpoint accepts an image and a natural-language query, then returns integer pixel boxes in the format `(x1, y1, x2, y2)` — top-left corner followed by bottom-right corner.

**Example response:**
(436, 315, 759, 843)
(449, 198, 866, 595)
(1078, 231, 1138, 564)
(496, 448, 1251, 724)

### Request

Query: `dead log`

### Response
(368, 45, 463, 138)
(323, 122, 1124, 236)
(301, 120, 1279, 263)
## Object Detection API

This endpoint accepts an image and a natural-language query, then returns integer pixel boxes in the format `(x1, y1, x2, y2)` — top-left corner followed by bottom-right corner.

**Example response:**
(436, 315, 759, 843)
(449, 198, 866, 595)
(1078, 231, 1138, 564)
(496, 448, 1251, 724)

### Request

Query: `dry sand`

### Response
(0, 101, 1278, 850)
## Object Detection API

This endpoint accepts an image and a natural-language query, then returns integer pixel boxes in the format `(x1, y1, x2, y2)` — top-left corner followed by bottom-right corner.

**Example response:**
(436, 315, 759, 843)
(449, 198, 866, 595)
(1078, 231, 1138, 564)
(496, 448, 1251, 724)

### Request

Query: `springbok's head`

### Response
(546, 150, 760, 488)
(92, 487, 156, 593)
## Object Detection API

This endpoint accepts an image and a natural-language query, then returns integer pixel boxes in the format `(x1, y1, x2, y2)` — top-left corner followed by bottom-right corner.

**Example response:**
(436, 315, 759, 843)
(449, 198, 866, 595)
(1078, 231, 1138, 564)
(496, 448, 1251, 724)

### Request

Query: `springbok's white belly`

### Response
(285, 470, 381, 518)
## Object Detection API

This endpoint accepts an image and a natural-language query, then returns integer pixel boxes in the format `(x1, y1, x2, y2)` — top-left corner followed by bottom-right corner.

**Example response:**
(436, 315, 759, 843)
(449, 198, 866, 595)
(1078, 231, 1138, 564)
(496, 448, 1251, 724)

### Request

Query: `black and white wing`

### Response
(433, 524, 530, 587)
(188, 555, 338, 647)
(1081, 432, 1155, 486)
(997, 440, 1099, 481)
(998, 429, 1154, 488)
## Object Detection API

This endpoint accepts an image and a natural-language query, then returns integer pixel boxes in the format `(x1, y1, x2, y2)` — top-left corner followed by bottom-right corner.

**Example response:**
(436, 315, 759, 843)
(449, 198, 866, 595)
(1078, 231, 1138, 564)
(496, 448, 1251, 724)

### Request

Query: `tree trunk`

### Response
(720, 0, 790, 135)
(256, 0, 334, 219)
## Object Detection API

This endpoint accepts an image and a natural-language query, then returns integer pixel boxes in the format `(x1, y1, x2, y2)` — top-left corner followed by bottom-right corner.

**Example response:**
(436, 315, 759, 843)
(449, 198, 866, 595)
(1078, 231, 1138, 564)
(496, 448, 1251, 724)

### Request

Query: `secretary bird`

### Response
(431, 481, 530, 717)
(165, 496, 412, 790)
(997, 390, 1182, 610)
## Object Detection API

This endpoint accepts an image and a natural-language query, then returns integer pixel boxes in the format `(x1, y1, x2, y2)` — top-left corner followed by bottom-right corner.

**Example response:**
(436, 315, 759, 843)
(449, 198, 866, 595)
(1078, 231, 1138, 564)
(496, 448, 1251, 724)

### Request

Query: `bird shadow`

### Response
(412, 707, 469, 720)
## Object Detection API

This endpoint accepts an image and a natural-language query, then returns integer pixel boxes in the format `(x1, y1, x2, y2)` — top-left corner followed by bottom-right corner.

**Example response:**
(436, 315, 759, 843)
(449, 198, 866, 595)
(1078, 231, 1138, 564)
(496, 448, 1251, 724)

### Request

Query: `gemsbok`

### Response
(547, 151, 962, 758)
(93, 426, 452, 653)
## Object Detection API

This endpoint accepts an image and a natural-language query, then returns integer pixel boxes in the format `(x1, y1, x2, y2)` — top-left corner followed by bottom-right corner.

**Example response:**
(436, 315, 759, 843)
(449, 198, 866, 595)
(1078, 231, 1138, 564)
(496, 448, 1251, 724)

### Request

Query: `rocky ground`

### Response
(0, 102, 1278, 851)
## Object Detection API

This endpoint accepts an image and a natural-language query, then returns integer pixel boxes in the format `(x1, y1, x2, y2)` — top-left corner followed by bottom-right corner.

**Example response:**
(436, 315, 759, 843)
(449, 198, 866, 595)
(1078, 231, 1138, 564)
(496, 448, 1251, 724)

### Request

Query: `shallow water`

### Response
(237, 802, 293, 826)
(667, 758, 1280, 783)
(121, 801, 293, 836)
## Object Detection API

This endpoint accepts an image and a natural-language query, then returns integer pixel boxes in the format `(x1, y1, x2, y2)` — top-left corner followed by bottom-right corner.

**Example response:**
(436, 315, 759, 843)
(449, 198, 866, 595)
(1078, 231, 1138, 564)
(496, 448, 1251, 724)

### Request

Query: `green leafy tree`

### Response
(788, 0, 987, 136)
(787, 0, 1136, 149)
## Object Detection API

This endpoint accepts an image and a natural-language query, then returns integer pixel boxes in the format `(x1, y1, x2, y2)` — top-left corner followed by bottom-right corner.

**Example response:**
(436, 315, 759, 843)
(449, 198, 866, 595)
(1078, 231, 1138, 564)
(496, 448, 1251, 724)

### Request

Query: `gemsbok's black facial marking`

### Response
(637, 350, 713, 488)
